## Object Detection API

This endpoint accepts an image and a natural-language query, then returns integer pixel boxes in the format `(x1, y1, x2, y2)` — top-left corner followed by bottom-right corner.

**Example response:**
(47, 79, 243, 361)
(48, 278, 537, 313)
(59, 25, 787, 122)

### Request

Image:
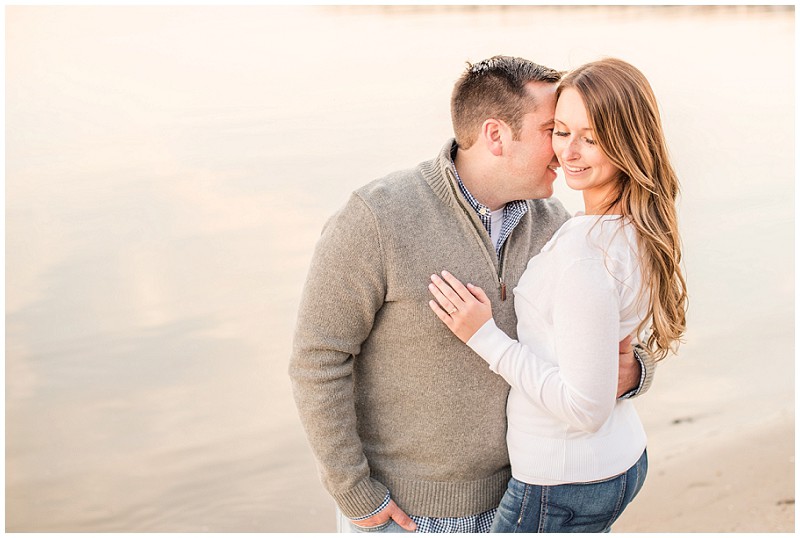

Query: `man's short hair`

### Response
(451, 56, 562, 149)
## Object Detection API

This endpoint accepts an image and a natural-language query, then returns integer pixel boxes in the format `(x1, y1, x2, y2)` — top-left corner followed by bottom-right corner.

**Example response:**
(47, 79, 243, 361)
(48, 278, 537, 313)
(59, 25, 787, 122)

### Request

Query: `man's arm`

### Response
(616, 337, 656, 399)
(288, 193, 394, 520)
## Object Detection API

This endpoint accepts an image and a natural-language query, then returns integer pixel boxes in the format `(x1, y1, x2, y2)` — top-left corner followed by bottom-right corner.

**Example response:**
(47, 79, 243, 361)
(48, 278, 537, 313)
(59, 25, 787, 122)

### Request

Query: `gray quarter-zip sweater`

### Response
(290, 140, 572, 519)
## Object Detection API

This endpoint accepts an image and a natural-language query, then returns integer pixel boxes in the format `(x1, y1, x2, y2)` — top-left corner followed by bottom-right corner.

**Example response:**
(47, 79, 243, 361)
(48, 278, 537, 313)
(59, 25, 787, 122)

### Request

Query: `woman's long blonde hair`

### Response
(557, 58, 687, 360)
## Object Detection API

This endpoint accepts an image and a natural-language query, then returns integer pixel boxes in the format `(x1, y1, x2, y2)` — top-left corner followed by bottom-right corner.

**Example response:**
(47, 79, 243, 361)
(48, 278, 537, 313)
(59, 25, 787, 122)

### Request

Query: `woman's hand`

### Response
(428, 270, 493, 343)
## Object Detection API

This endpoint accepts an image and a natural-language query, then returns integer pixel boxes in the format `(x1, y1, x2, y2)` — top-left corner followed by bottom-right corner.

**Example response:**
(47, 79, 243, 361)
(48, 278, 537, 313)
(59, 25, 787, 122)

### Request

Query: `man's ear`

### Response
(480, 118, 507, 157)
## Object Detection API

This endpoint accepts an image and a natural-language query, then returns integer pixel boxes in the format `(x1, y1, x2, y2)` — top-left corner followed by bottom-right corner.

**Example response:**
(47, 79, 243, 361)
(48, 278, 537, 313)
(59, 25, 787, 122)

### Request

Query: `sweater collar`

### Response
(420, 139, 465, 209)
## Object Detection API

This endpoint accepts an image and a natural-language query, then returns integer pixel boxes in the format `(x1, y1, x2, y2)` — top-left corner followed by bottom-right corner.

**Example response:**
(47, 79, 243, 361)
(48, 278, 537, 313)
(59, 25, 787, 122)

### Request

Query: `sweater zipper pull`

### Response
(500, 278, 507, 301)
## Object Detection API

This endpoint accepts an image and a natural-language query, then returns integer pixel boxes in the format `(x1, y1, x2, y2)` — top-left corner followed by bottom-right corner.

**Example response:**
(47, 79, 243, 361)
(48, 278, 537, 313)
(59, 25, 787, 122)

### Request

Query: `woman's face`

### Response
(552, 88, 621, 212)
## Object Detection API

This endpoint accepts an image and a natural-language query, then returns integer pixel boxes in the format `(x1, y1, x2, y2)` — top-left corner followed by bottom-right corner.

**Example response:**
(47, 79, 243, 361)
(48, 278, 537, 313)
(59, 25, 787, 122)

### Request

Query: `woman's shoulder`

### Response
(544, 214, 626, 249)
(544, 215, 639, 270)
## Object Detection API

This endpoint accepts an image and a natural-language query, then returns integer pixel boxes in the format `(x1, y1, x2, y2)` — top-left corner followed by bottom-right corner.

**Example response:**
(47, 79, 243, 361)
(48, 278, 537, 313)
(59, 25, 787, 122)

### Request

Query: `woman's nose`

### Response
(561, 138, 579, 160)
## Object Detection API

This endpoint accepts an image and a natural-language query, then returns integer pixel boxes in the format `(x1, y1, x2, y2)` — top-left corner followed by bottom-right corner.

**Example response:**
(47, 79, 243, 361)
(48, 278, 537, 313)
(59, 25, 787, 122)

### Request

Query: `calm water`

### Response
(6, 6, 794, 532)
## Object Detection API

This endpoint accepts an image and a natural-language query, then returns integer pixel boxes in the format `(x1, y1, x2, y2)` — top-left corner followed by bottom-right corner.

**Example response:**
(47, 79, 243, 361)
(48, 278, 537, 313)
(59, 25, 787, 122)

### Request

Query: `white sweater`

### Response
(467, 215, 648, 485)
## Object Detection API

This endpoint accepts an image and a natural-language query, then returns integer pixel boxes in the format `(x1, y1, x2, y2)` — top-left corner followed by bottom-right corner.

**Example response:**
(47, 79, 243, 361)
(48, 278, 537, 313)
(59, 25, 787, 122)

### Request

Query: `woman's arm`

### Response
(428, 262, 621, 433)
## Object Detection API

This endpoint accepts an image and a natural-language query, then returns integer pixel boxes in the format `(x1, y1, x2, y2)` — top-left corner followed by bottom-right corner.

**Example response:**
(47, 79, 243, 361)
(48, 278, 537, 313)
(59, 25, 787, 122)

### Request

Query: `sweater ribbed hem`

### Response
(333, 476, 390, 520)
(374, 469, 511, 518)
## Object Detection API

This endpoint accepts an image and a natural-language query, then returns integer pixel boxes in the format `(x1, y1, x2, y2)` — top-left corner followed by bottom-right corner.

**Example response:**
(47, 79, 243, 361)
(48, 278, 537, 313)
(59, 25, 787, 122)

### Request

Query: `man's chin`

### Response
(530, 182, 555, 200)
(536, 170, 558, 199)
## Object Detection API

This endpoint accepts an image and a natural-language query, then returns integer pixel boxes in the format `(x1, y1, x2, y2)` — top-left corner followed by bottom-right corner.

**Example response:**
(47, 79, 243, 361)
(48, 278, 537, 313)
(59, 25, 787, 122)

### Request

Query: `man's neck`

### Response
(453, 148, 505, 211)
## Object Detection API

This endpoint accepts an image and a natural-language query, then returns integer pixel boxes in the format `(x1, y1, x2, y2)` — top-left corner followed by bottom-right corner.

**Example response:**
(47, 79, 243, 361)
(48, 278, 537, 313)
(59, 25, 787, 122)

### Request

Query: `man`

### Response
(289, 56, 655, 533)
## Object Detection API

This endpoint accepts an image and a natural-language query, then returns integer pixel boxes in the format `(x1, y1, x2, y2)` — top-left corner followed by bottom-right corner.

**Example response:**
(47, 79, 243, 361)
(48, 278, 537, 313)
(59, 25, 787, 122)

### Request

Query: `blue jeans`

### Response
(490, 450, 647, 533)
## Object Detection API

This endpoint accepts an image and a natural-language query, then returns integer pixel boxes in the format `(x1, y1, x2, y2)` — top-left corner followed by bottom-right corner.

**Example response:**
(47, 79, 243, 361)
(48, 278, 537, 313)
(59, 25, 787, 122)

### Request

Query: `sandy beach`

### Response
(614, 409, 794, 532)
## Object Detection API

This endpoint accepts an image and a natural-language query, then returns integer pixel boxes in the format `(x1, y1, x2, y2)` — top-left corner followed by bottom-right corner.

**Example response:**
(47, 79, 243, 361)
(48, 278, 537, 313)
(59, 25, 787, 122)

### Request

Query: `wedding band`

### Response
(448, 307, 457, 314)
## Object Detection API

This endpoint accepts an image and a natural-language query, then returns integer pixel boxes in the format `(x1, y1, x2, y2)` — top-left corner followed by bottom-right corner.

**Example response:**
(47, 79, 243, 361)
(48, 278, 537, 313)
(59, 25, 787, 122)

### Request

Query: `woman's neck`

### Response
(583, 187, 621, 215)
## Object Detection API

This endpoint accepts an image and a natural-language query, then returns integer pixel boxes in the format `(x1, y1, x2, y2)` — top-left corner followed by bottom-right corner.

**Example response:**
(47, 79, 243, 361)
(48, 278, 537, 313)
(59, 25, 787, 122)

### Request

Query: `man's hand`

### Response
(617, 335, 641, 398)
(351, 499, 417, 532)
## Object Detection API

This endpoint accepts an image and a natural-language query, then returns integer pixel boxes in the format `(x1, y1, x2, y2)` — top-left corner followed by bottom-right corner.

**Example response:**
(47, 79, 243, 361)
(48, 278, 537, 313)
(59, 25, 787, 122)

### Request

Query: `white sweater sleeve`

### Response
(467, 258, 620, 433)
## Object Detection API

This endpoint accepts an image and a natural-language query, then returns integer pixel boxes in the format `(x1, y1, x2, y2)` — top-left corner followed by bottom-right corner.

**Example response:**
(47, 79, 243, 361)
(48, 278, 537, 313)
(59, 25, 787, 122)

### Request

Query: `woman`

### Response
(428, 58, 687, 533)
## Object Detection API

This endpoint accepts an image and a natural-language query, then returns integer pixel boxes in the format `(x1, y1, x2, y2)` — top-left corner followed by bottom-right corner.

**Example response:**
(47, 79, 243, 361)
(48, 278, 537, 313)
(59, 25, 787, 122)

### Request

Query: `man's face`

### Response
(501, 81, 560, 202)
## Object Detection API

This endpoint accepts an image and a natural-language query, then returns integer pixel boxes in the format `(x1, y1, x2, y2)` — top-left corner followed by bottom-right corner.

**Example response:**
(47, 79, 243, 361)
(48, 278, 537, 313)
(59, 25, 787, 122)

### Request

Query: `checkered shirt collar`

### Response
(451, 161, 528, 255)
